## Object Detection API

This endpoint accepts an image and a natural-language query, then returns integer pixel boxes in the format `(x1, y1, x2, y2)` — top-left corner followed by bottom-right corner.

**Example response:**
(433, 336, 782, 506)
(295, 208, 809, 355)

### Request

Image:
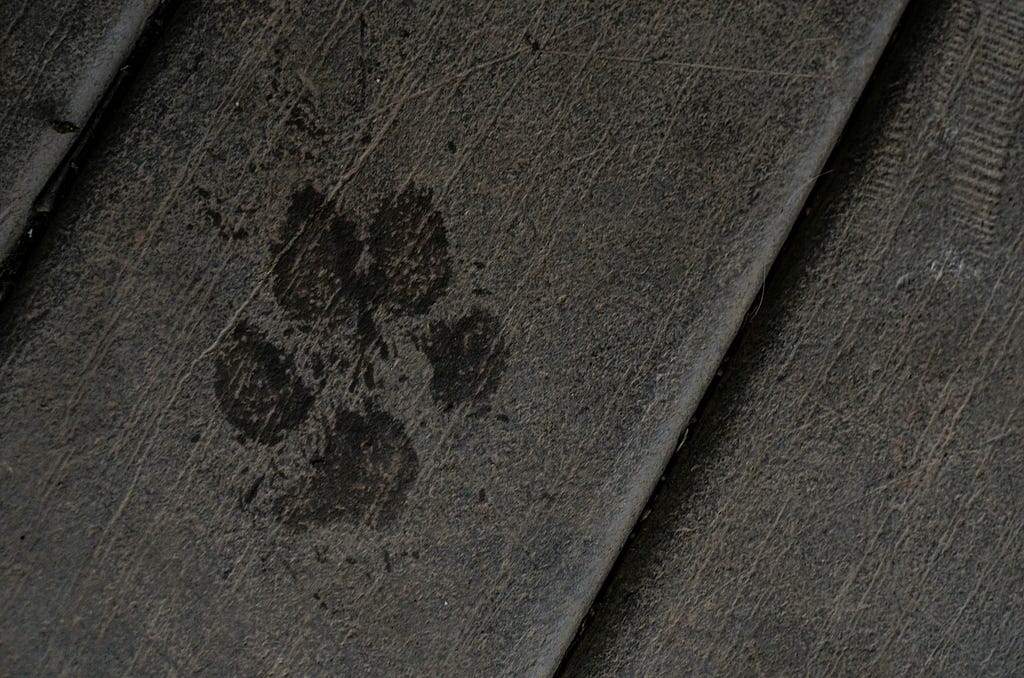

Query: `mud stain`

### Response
(214, 179, 504, 530)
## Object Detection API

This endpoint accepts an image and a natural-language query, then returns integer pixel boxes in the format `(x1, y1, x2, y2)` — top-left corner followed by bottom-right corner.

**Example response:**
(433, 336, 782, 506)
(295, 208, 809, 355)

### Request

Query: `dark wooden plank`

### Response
(564, 0, 1024, 674)
(0, 0, 161, 266)
(0, 1, 904, 673)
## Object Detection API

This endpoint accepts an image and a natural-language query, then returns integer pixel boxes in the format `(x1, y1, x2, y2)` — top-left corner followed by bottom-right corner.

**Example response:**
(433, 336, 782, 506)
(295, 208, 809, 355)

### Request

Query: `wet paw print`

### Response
(214, 182, 505, 529)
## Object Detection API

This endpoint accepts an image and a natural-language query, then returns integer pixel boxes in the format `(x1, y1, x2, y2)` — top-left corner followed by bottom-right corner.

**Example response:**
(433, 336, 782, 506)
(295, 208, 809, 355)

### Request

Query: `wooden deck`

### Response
(563, 0, 1024, 673)
(3, 0, 1021, 674)
(0, 0, 160, 267)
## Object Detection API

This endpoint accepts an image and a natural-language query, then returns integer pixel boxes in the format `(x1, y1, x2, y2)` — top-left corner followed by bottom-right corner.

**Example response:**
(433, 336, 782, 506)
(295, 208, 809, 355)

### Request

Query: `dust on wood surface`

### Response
(564, 0, 1024, 674)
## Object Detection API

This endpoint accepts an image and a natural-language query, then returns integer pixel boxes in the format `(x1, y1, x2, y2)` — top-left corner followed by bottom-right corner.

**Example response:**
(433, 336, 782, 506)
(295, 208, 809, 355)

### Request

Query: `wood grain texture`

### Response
(0, 0, 161, 266)
(0, 1, 904, 673)
(564, 0, 1024, 674)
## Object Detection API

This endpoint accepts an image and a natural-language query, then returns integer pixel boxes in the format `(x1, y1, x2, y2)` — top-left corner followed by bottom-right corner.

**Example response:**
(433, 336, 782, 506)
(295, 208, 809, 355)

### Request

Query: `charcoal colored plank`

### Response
(0, 1, 903, 674)
(564, 0, 1024, 674)
(0, 0, 162, 267)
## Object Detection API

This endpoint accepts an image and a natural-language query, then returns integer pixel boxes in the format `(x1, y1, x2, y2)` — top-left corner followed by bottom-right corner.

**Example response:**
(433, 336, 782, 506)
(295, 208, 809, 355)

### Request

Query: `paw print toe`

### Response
(422, 308, 506, 408)
(273, 188, 364, 320)
(365, 183, 451, 316)
(214, 321, 314, 444)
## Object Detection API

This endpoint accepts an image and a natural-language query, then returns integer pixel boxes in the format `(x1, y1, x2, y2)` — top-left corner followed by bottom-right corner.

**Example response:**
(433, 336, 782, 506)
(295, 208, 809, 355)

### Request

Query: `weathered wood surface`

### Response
(0, 0, 161, 266)
(0, 1, 904, 674)
(564, 0, 1024, 674)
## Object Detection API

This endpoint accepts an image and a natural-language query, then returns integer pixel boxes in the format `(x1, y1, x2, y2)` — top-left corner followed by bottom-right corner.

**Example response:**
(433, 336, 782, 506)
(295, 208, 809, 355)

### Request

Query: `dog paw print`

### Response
(213, 182, 506, 529)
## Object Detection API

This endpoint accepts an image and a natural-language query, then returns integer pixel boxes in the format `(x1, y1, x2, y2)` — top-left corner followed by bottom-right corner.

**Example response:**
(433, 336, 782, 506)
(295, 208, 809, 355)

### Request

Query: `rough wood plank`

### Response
(0, 1, 903, 673)
(0, 0, 161, 267)
(564, 0, 1024, 674)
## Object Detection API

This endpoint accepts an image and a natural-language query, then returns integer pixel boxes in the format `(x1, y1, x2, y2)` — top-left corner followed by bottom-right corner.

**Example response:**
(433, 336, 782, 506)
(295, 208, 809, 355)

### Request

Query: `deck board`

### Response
(564, 0, 1024, 673)
(0, 0, 161, 265)
(0, 1, 904, 673)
